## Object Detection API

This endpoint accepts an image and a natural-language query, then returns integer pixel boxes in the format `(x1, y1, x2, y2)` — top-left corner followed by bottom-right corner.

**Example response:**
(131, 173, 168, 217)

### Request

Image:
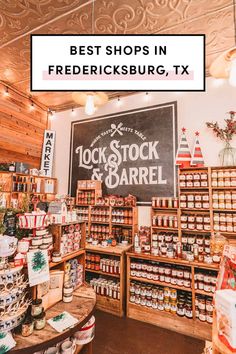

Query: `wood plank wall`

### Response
(0, 83, 48, 167)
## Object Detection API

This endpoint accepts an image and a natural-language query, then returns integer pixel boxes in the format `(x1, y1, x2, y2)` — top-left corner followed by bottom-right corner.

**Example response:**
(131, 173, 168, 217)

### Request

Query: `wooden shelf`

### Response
(181, 229, 211, 234)
(195, 289, 214, 297)
(213, 209, 236, 212)
(112, 223, 133, 227)
(127, 251, 220, 270)
(86, 244, 132, 256)
(50, 249, 85, 268)
(181, 208, 210, 213)
(180, 187, 209, 190)
(129, 276, 192, 292)
(127, 302, 212, 341)
(151, 226, 178, 231)
(96, 294, 121, 316)
(86, 243, 131, 317)
(152, 207, 178, 211)
(212, 186, 236, 190)
(90, 221, 110, 225)
(86, 268, 120, 278)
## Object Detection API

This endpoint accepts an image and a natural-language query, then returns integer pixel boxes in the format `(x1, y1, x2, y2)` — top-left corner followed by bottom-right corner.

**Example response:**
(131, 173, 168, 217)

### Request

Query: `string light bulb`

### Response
(29, 101, 35, 111)
(71, 107, 76, 116)
(3, 87, 9, 97)
(116, 96, 122, 107)
(48, 109, 55, 120)
(144, 92, 151, 102)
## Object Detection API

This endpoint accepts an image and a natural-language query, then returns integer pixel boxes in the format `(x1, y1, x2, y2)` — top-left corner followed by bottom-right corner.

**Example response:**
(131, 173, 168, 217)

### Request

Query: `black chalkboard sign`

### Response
(69, 102, 177, 204)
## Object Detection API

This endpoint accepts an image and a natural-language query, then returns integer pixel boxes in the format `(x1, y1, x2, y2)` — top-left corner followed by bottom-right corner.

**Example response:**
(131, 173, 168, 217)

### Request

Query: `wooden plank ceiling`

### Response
(0, 0, 234, 167)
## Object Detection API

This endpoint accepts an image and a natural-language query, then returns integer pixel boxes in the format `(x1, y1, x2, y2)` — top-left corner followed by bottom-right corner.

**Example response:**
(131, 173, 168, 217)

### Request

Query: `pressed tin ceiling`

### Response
(0, 0, 234, 111)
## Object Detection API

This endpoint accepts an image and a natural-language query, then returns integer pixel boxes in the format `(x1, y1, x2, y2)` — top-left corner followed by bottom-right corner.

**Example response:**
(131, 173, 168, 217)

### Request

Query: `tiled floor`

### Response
(93, 310, 205, 354)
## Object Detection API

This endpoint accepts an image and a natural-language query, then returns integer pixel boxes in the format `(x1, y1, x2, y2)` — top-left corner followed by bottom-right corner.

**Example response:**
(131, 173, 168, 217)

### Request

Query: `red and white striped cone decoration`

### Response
(191, 131, 204, 167)
(175, 128, 192, 168)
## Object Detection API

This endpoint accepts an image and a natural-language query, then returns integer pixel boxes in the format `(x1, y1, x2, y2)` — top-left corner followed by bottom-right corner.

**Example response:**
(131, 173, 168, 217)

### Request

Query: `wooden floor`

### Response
(93, 310, 205, 354)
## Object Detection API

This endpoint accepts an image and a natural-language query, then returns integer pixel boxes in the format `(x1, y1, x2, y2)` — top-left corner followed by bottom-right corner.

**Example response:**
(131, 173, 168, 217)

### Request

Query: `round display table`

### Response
(9, 284, 96, 354)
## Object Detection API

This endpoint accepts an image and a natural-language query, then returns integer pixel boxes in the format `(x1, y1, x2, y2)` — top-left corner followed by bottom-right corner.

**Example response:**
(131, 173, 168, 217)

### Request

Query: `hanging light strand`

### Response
(0, 81, 47, 112)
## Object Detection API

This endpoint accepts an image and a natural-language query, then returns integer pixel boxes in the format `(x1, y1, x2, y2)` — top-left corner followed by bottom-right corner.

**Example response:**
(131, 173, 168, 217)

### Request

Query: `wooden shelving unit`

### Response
(49, 221, 86, 281)
(0, 171, 57, 208)
(126, 251, 218, 340)
(127, 166, 236, 340)
(85, 244, 132, 317)
(76, 205, 138, 244)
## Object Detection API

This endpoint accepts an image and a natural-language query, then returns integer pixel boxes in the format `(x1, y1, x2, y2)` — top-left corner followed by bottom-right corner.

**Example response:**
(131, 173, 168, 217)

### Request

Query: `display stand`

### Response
(0, 171, 57, 208)
(8, 284, 96, 354)
(85, 244, 132, 317)
(126, 251, 218, 340)
(77, 205, 138, 244)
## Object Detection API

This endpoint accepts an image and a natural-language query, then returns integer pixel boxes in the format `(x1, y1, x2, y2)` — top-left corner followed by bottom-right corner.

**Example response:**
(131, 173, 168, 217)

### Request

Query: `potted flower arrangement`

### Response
(206, 111, 236, 166)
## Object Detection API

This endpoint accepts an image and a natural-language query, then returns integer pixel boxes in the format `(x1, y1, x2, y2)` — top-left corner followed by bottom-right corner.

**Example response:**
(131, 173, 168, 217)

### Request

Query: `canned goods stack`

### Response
(180, 214, 211, 231)
(194, 270, 217, 293)
(195, 295, 213, 324)
(89, 277, 120, 300)
(151, 232, 179, 258)
(152, 197, 179, 208)
(77, 191, 95, 205)
(179, 171, 208, 188)
(181, 233, 213, 263)
(90, 224, 110, 241)
(129, 281, 192, 319)
(152, 214, 178, 229)
(211, 169, 236, 187)
(91, 207, 110, 223)
(130, 260, 192, 288)
(213, 212, 236, 232)
(212, 190, 236, 210)
(60, 223, 82, 256)
(77, 207, 89, 222)
(179, 193, 210, 209)
(64, 258, 83, 290)
(86, 253, 120, 275)
(112, 208, 133, 224)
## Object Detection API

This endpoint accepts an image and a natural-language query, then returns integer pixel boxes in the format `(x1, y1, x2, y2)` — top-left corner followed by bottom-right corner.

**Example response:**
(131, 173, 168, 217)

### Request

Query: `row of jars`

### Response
(194, 270, 217, 293)
(91, 207, 109, 216)
(180, 193, 209, 209)
(212, 191, 236, 210)
(213, 213, 236, 232)
(90, 233, 109, 241)
(112, 209, 133, 217)
(89, 278, 120, 299)
(77, 215, 89, 222)
(211, 170, 236, 187)
(179, 172, 208, 188)
(180, 214, 211, 231)
(151, 197, 179, 209)
(130, 282, 193, 318)
(195, 295, 213, 324)
(111, 216, 133, 224)
(77, 191, 96, 205)
(90, 225, 110, 233)
(152, 214, 178, 228)
(76, 207, 89, 215)
(91, 216, 109, 223)
(130, 260, 192, 288)
(86, 254, 120, 274)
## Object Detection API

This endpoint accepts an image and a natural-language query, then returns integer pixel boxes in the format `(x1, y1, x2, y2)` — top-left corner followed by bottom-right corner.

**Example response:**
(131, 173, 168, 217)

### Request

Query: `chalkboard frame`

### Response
(68, 101, 178, 205)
